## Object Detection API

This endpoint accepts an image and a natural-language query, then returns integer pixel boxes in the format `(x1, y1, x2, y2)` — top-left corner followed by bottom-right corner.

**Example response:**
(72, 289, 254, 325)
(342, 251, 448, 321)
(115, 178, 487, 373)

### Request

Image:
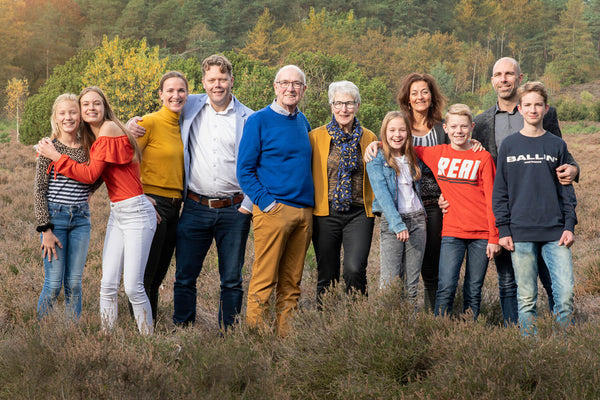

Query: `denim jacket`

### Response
(366, 152, 423, 234)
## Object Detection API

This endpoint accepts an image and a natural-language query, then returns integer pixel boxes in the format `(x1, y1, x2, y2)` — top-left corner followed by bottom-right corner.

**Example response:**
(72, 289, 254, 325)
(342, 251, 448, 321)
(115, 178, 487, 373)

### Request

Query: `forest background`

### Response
(1, 0, 600, 142)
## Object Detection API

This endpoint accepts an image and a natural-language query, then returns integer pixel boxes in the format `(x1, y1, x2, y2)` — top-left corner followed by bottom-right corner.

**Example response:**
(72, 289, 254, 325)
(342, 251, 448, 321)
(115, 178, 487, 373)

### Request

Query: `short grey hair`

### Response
(328, 80, 361, 104)
(274, 65, 306, 85)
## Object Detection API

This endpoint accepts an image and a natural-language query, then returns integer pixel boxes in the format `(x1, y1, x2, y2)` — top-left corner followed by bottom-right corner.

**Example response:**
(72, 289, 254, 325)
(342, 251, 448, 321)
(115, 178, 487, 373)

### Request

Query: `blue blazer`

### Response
(366, 152, 423, 234)
(180, 94, 253, 207)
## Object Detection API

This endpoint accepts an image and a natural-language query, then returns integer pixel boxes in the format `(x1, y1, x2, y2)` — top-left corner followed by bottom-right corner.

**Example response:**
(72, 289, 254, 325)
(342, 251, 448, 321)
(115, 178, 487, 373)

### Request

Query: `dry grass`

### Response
(1, 123, 600, 399)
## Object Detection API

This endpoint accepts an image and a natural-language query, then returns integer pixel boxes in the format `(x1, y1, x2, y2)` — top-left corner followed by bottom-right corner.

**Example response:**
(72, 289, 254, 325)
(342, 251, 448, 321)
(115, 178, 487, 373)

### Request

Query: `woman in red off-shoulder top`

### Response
(37, 87, 156, 335)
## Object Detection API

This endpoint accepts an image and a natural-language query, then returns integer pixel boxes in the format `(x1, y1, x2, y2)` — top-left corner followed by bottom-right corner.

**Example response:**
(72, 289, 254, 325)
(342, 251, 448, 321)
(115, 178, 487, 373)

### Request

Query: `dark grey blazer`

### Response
(472, 106, 578, 179)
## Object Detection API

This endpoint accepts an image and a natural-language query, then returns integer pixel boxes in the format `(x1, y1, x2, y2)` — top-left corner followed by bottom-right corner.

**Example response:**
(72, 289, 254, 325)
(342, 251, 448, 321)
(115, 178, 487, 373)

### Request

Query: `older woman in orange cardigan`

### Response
(309, 81, 378, 304)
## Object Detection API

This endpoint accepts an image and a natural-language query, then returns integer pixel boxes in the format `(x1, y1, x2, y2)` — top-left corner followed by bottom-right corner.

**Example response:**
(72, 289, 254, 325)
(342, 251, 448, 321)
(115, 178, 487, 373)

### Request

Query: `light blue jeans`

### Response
(38, 202, 91, 319)
(379, 211, 426, 303)
(512, 241, 574, 335)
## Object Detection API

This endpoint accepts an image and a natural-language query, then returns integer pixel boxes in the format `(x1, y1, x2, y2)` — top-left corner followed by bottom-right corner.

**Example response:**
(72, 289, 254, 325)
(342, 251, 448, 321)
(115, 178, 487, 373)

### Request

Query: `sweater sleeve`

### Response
(34, 155, 52, 229)
(366, 153, 407, 234)
(414, 145, 437, 171)
(557, 142, 578, 232)
(492, 144, 511, 238)
(481, 154, 499, 243)
(51, 136, 132, 184)
(236, 115, 276, 211)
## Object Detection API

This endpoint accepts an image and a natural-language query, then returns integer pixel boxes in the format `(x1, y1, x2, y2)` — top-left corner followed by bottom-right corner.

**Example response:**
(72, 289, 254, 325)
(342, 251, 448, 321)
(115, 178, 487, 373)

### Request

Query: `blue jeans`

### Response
(173, 197, 251, 329)
(496, 248, 555, 326)
(435, 237, 489, 320)
(38, 202, 91, 319)
(511, 241, 574, 335)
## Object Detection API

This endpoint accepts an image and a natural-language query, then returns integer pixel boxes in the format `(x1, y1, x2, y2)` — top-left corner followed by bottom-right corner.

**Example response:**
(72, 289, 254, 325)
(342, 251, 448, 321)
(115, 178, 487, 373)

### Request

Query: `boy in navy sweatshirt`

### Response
(492, 81, 577, 335)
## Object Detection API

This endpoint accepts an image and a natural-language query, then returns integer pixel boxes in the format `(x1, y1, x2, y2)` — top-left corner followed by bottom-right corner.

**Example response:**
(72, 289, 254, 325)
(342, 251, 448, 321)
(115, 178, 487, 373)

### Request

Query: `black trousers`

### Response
(313, 205, 374, 301)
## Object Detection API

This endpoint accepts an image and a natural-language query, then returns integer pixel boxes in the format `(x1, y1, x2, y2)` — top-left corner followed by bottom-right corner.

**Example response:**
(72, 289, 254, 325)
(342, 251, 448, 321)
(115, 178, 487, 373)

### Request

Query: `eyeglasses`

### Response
(276, 80, 305, 89)
(331, 101, 357, 110)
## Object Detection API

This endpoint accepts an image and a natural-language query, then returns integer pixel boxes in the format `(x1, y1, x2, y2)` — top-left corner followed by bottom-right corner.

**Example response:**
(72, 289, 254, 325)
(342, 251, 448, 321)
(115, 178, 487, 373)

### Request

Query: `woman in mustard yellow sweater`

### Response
(309, 81, 378, 304)
(135, 71, 188, 321)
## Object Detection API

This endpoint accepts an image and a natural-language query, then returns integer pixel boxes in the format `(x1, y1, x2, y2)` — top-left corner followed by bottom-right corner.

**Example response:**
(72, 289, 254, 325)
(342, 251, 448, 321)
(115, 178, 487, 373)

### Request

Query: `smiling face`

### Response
(444, 114, 473, 150)
(408, 80, 431, 114)
(160, 77, 188, 113)
(491, 58, 523, 102)
(274, 67, 306, 113)
(385, 117, 409, 155)
(53, 100, 80, 137)
(79, 91, 105, 126)
(518, 91, 548, 127)
(331, 92, 358, 132)
(202, 65, 233, 112)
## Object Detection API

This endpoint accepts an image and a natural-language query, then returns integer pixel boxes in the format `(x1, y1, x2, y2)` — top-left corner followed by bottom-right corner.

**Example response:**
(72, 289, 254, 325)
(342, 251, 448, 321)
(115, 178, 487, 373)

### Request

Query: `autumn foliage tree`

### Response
(4, 78, 29, 140)
(82, 36, 167, 120)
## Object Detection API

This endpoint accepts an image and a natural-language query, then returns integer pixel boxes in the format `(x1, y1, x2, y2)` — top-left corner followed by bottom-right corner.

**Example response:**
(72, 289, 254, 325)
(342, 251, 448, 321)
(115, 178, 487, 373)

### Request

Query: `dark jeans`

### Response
(496, 247, 555, 325)
(435, 237, 489, 320)
(143, 194, 181, 321)
(422, 202, 442, 311)
(313, 205, 374, 301)
(173, 197, 251, 329)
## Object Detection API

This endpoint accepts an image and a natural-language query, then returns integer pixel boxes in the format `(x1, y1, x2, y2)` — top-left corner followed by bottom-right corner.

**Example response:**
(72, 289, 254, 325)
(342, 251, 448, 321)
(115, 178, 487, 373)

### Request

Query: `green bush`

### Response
(555, 97, 590, 121)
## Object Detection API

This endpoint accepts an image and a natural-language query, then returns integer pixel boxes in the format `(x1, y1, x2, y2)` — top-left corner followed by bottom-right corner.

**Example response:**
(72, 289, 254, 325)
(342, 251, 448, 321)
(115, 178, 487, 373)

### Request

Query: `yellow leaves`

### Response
(4, 78, 29, 119)
(241, 8, 292, 64)
(82, 36, 167, 120)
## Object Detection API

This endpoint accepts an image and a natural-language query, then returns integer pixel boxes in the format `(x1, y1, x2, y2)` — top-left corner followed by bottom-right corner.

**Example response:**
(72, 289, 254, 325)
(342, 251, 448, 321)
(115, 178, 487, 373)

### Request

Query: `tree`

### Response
(546, 0, 598, 85)
(585, 0, 600, 56)
(0, 0, 23, 108)
(20, 49, 94, 144)
(82, 36, 167, 120)
(4, 78, 29, 141)
(241, 8, 292, 64)
(13, 0, 84, 90)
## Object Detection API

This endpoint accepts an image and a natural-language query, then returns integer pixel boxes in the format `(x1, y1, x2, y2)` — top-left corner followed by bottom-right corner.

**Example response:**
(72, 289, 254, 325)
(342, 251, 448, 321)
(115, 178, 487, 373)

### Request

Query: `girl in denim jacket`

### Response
(366, 111, 426, 303)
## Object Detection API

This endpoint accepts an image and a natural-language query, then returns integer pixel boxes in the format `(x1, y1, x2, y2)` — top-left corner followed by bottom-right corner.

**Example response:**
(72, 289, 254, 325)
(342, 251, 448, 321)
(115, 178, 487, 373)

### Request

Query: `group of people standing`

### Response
(33, 54, 578, 336)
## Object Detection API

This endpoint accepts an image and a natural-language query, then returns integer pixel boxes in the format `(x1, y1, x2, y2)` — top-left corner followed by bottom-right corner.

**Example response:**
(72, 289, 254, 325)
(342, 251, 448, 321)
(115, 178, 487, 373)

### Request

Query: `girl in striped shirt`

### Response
(34, 93, 97, 319)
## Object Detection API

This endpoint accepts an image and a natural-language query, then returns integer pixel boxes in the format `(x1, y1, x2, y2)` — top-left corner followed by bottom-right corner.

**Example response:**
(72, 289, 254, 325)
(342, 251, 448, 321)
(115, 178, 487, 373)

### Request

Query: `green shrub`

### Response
(555, 97, 589, 121)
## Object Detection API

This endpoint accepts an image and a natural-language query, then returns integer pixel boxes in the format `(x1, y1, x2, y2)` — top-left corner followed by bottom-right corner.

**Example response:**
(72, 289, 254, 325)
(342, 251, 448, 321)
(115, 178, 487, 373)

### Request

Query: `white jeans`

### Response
(100, 195, 156, 334)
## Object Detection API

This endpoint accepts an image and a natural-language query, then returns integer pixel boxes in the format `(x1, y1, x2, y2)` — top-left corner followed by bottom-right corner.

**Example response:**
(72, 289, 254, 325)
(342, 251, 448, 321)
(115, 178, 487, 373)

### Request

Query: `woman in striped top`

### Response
(34, 93, 96, 319)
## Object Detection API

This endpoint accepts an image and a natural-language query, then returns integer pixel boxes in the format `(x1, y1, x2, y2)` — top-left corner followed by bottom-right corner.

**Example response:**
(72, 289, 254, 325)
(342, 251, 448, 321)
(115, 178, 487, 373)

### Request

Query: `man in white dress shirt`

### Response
(130, 55, 253, 330)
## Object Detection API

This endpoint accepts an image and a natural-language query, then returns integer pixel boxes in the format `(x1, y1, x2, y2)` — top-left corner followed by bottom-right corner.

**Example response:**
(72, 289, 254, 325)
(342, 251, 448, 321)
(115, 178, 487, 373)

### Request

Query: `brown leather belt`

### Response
(187, 191, 244, 208)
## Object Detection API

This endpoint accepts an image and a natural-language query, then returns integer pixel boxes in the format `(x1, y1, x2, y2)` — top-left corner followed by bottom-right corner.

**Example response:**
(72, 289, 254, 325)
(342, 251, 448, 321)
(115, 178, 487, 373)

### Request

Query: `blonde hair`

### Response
(445, 103, 473, 124)
(50, 93, 96, 160)
(79, 86, 142, 162)
(50, 93, 79, 140)
(380, 111, 421, 180)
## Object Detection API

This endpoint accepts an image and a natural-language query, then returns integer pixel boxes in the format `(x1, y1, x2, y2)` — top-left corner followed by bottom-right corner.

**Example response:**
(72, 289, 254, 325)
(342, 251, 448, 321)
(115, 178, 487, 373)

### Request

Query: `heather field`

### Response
(1, 122, 600, 399)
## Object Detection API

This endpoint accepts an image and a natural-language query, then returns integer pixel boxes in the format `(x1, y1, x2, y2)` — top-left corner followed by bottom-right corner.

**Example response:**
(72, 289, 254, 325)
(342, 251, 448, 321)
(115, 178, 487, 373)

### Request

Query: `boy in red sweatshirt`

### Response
(415, 104, 500, 319)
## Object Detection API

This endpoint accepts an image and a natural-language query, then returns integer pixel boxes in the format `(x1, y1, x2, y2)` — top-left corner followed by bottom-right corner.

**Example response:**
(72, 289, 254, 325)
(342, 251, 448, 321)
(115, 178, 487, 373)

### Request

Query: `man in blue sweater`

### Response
(237, 65, 314, 334)
(492, 82, 577, 335)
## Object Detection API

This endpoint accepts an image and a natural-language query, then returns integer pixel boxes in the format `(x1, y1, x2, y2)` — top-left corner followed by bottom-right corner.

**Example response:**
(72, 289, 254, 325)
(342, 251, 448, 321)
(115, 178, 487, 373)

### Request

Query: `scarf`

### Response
(328, 115, 362, 212)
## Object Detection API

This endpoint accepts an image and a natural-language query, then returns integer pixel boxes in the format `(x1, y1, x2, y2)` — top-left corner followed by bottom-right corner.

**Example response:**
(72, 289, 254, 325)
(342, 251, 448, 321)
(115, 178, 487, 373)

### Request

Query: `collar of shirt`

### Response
(205, 97, 235, 115)
(494, 102, 519, 115)
(270, 99, 299, 116)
